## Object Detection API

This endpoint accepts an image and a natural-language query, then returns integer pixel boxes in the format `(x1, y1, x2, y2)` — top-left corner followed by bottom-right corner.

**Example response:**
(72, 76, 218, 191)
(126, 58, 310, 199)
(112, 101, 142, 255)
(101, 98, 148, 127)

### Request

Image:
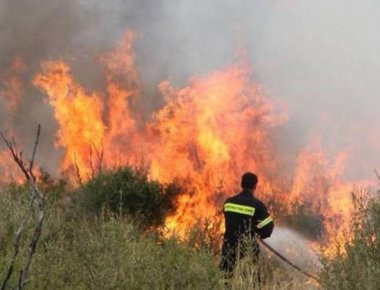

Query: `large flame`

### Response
(1, 31, 370, 253)
(33, 32, 142, 181)
(34, 60, 106, 180)
(147, 63, 288, 236)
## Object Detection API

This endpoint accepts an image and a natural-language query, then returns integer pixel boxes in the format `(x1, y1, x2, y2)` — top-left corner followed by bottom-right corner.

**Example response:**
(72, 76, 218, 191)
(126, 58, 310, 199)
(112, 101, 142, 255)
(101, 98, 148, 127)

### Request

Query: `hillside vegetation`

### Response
(1, 167, 379, 289)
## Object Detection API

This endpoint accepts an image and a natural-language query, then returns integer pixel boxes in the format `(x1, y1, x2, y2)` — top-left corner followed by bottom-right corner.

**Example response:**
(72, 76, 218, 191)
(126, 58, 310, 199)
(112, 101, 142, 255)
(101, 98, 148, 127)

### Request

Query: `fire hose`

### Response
(258, 238, 320, 283)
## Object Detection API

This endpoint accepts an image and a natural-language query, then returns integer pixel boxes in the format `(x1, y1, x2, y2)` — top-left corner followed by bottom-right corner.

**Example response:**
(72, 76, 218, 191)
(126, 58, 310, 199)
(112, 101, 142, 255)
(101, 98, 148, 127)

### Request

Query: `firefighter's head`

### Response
(241, 172, 258, 191)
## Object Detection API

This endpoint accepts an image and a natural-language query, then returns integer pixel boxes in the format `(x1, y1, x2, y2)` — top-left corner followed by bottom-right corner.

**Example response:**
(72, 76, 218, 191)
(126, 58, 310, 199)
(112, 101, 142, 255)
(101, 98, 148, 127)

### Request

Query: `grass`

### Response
(0, 167, 314, 289)
(7, 167, 380, 289)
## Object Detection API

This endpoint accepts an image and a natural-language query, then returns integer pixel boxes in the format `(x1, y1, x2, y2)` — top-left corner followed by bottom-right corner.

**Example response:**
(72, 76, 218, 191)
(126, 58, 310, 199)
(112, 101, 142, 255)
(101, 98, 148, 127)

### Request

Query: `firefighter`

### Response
(220, 172, 274, 275)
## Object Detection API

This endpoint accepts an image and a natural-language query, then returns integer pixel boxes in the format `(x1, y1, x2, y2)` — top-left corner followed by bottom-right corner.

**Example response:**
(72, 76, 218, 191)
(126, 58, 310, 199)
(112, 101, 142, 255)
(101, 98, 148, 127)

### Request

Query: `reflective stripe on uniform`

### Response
(224, 203, 255, 216)
(257, 216, 273, 229)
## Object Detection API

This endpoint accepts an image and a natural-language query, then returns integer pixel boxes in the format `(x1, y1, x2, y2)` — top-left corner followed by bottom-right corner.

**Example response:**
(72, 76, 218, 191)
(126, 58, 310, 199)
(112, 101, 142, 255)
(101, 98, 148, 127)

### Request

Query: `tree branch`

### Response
(374, 169, 380, 183)
(29, 124, 41, 179)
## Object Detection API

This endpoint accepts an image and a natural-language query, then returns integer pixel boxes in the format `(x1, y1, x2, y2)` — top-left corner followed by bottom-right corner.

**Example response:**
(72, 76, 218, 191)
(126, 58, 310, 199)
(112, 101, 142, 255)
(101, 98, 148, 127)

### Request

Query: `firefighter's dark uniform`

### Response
(220, 189, 274, 273)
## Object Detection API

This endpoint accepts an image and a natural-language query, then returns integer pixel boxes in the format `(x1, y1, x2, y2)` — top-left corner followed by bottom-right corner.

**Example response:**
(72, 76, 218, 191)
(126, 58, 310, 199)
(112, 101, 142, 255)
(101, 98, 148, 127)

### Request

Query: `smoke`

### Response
(1, 0, 379, 178)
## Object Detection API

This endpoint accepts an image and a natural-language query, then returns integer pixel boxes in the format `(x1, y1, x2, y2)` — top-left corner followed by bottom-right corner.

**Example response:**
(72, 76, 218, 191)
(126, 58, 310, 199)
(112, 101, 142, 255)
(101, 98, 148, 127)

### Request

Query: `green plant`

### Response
(77, 166, 180, 228)
(1, 182, 313, 290)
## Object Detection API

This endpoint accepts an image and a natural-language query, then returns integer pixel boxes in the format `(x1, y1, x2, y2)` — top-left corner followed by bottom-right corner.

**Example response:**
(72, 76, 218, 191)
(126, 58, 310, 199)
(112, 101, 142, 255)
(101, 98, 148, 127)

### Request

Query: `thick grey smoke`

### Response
(1, 0, 379, 178)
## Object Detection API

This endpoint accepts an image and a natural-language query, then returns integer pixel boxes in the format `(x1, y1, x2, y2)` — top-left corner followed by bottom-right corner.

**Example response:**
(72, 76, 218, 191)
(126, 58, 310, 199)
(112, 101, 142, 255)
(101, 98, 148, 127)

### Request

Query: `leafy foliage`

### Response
(77, 166, 180, 227)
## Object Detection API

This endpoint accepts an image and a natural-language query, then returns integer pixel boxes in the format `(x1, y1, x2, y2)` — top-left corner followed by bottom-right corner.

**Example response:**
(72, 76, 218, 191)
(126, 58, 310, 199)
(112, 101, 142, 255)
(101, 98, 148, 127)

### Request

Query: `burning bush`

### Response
(76, 166, 180, 228)
(320, 188, 380, 289)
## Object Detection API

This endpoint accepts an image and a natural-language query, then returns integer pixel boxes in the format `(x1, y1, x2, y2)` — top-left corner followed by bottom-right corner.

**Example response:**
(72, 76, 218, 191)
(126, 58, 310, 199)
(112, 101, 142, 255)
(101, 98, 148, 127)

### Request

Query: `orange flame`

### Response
(33, 31, 142, 181)
(290, 138, 359, 253)
(148, 64, 288, 236)
(34, 61, 106, 181)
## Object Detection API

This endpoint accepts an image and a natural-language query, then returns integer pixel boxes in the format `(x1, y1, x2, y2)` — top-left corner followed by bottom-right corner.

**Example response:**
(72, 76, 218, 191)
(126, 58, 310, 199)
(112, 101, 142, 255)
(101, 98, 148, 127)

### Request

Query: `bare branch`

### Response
(190, 145, 202, 170)
(0, 132, 30, 181)
(0, 125, 46, 290)
(17, 270, 23, 290)
(0, 192, 36, 290)
(29, 124, 41, 177)
(94, 144, 104, 174)
(19, 195, 45, 288)
(73, 160, 83, 187)
(89, 145, 95, 180)
(374, 169, 380, 182)
(0, 132, 10, 147)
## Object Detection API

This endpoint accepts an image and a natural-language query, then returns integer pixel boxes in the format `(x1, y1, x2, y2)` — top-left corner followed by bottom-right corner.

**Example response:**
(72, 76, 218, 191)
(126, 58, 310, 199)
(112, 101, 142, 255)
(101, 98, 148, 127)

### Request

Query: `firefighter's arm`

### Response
(254, 202, 274, 239)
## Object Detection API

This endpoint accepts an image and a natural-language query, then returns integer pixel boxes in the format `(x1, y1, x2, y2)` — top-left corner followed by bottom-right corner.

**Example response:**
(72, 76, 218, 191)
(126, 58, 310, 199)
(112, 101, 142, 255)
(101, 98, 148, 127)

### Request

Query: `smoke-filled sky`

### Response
(0, 0, 379, 178)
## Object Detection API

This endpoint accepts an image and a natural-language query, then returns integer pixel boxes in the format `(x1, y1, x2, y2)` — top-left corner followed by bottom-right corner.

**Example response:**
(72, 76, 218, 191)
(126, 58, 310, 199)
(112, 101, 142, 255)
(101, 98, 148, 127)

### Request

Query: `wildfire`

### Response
(0, 30, 371, 254)
(148, 63, 287, 236)
(34, 60, 106, 181)
(33, 31, 141, 182)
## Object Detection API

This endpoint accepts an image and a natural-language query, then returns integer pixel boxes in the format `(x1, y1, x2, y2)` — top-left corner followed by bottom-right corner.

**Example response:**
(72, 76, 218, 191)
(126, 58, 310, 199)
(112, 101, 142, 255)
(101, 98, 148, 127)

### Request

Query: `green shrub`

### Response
(320, 188, 380, 289)
(28, 215, 223, 290)
(77, 166, 180, 228)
